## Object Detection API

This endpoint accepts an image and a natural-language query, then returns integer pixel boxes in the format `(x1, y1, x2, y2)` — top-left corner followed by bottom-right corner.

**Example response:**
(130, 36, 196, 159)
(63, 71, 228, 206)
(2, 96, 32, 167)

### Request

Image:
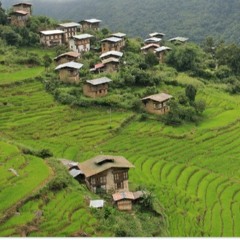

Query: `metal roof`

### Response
(89, 200, 105, 208)
(100, 51, 123, 59)
(102, 57, 120, 64)
(86, 77, 112, 86)
(55, 61, 83, 70)
(154, 46, 172, 53)
(110, 32, 126, 38)
(10, 10, 28, 15)
(101, 37, 122, 43)
(73, 34, 93, 40)
(144, 37, 162, 43)
(112, 191, 144, 201)
(112, 192, 135, 201)
(13, 2, 32, 6)
(141, 43, 160, 50)
(69, 169, 83, 178)
(168, 37, 189, 42)
(78, 155, 134, 178)
(82, 18, 102, 24)
(149, 32, 165, 37)
(54, 52, 80, 61)
(40, 30, 64, 35)
(58, 22, 80, 28)
(142, 93, 173, 103)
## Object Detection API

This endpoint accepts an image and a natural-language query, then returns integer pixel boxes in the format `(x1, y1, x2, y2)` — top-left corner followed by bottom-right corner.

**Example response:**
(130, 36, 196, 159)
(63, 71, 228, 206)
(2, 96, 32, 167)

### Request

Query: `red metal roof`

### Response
(95, 63, 105, 69)
(112, 192, 135, 201)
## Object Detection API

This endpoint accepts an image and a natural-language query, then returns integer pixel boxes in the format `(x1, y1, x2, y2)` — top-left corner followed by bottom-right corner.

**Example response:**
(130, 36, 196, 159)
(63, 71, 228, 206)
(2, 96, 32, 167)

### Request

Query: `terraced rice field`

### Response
(0, 141, 51, 219)
(99, 88, 240, 236)
(1, 69, 240, 236)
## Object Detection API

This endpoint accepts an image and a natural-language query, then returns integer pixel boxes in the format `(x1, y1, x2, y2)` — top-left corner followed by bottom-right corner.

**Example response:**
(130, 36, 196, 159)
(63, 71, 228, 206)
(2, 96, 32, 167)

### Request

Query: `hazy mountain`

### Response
(2, 0, 240, 43)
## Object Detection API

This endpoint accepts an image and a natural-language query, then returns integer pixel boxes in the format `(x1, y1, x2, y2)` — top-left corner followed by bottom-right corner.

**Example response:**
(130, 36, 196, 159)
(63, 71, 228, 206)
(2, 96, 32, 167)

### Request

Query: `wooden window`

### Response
(114, 171, 128, 182)
(115, 181, 124, 189)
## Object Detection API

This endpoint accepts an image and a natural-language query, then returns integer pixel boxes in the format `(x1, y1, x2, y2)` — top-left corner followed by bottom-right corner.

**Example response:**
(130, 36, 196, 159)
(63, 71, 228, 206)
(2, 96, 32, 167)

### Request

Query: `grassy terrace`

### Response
(1, 59, 240, 236)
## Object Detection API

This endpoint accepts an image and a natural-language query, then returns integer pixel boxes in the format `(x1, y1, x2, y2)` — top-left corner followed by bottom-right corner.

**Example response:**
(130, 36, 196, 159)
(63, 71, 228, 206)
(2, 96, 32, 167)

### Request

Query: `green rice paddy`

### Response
(0, 59, 240, 236)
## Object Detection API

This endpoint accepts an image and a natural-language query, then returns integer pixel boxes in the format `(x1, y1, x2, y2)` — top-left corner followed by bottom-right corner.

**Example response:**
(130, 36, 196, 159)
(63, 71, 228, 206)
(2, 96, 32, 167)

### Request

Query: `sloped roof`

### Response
(168, 37, 189, 42)
(13, 2, 32, 6)
(100, 51, 123, 59)
(95, 63, 105, 69)
(54, 52, 80, 61)
(112, 191, 144, 201)
(141, 43, 160, 50)
(72, 34, 93, 40)
(40, 30, 64, 35)
(10, 10, 28, 15)
(58, 22, 80, 28)
(149, 32, 165, 38)
(144, 37, 162, 43)
(89, 200, 104, 208)
(55, 61, 83, 70)
(154, 46, 172, 53)
(59, 158, 79, 168)
(81, 18, 102, 24)
(69, 169, 84, 178)
(112, 192, 135, 201)
(101, 37, 122, 43)
(142, 93, 173, 103)
(102, 57, 120, 64)
(110, 32, 126, 38)
(86, 77, 112, 86)
(78, 155, 135, 178)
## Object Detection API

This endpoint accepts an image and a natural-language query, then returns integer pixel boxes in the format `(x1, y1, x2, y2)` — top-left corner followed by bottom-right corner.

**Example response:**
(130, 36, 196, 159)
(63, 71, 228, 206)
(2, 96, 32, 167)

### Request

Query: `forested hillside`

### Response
(2, 0, 240, 43)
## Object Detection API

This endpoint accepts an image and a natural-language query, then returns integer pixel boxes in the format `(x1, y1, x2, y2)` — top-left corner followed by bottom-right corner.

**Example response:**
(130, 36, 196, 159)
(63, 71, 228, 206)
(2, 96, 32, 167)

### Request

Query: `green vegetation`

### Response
(1, 4, 240, 237)
(3, 0, 240, 43)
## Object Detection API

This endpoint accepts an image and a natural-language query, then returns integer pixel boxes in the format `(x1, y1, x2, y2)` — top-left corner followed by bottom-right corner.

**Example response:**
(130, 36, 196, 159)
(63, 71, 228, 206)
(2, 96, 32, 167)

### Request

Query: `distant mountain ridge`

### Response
(2, 0, 240, 43)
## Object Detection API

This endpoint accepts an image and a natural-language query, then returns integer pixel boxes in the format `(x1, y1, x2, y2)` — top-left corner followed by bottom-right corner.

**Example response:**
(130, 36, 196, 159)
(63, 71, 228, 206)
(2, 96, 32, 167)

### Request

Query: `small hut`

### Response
(55, 61, 83, 83)
(54, 52, 80, 65)
(83, 77, 112, 98)
(141, 93, 173, 115)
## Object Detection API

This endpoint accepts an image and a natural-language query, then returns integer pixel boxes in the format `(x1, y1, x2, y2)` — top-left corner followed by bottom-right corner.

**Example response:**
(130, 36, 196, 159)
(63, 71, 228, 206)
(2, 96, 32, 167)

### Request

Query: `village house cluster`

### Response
(8, 2, 190, 211)
(9, 2, 189, 115)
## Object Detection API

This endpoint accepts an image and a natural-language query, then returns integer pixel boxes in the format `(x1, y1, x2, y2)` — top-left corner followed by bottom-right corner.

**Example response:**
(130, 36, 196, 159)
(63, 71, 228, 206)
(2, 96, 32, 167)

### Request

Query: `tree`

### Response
(0, 1, 7, 25)
(185, 84, 197, 102)
(43, 54, 52, 71)
(145, 52, 159, 67)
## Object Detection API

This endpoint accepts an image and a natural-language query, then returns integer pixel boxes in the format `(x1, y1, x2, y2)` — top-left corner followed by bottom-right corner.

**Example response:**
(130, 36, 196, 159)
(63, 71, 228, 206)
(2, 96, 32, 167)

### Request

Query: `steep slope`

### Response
(2, 0, 240, 43)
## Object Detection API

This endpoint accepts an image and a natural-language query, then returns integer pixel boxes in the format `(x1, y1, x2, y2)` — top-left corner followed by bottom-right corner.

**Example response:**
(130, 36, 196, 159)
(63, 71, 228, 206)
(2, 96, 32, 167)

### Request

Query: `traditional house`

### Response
(154, 46, 171, 63)
(141, 43, 160, 54)
(168, 37, 189, 44)
(78, 155, 135, 194)
(101, 57, 120, 73)
(144, 37, 162, 45)
(57, 22, 80, 43)
(79, 19, 101, 32)
(55, 61, 83, 83)
(69, 34, 93, 54)
(110, 32, 126, 48)
(90, 63, 105, 73)
(141, 93, 173, 115)
(112, 191, 144, 211)
(101, 37, 123, 53)
(100, 50, 123, 60)
(12, 2, 32, 15)
(149, 32, 165, 38)
(83, 77, 112, 98)
(40, 30, 64, 47)
(10, 10, 29, 27)
(54, 52, 80, 65)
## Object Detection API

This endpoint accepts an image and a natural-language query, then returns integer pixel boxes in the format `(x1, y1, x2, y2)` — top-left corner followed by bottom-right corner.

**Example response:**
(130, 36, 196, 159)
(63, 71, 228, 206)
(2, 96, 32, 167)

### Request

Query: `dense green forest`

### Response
(2, 0, 240, 43)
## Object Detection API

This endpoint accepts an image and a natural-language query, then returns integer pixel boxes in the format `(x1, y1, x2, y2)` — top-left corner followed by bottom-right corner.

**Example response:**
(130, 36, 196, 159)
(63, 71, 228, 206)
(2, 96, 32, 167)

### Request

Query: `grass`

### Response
(1, 51, 240, 236)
